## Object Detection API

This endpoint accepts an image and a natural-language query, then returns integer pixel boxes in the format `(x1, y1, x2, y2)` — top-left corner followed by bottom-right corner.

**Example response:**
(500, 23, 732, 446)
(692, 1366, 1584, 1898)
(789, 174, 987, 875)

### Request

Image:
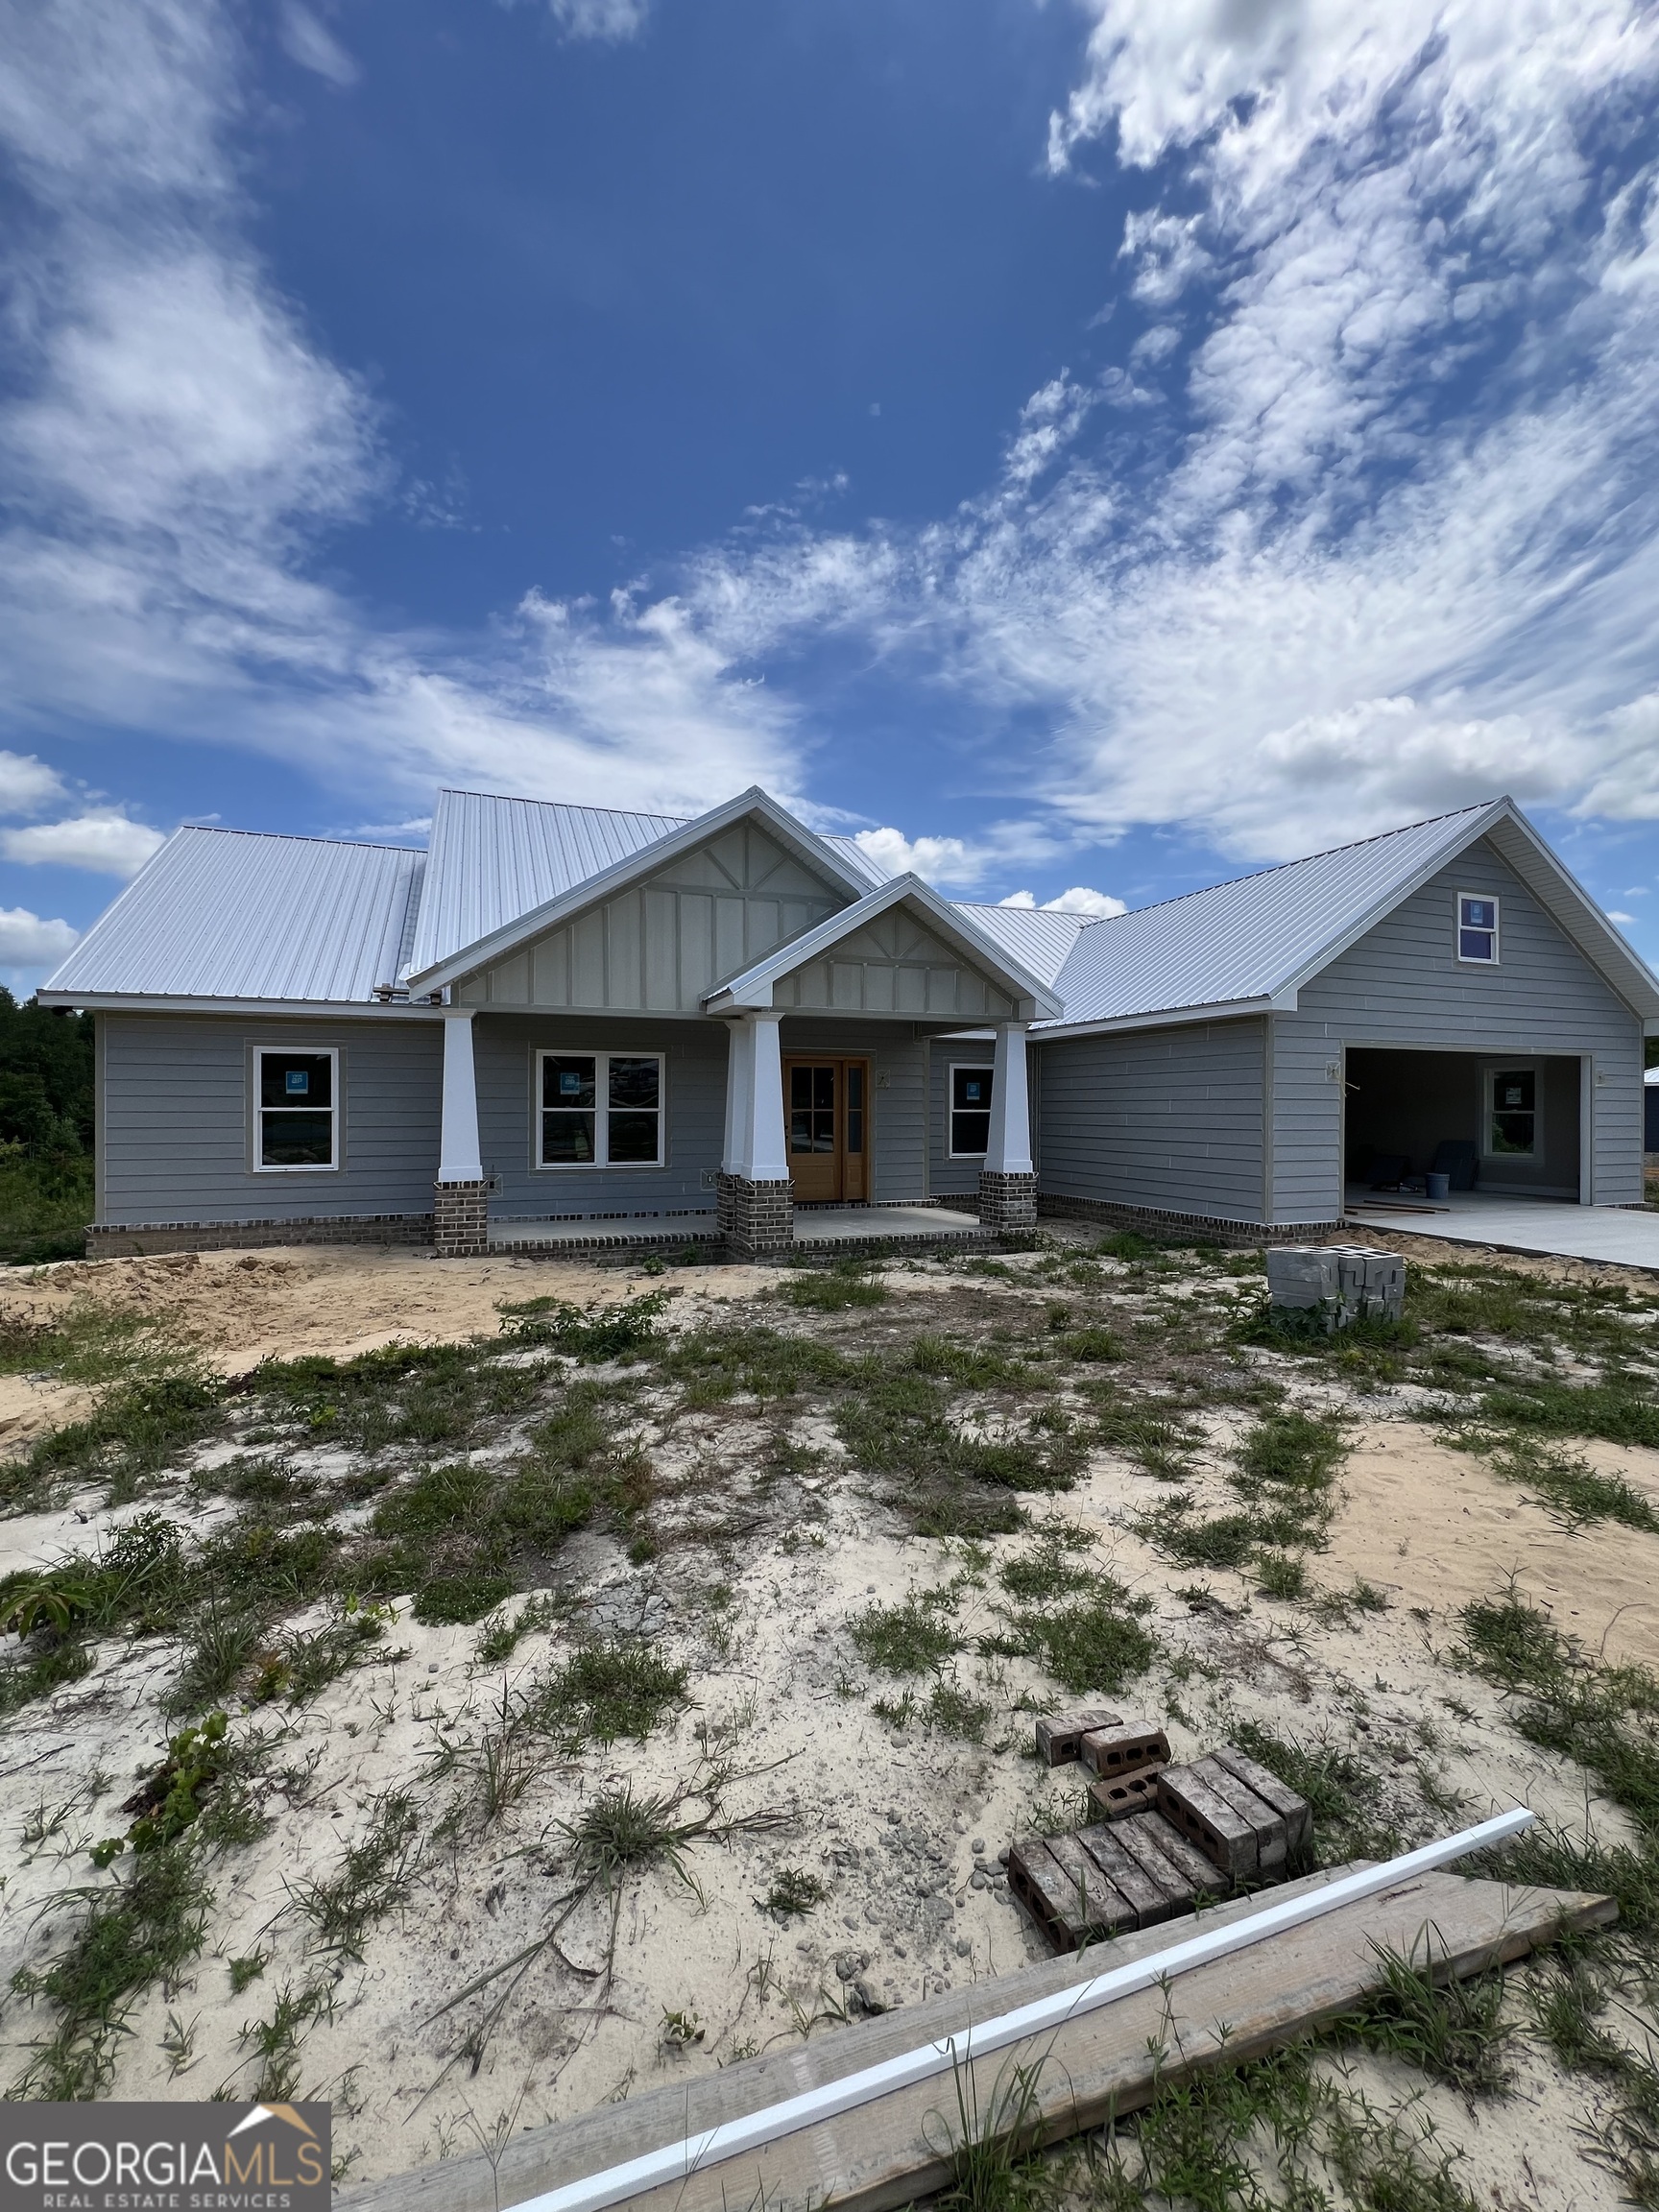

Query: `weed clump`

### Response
(496, 1289, 672, 1360)
(779, 1263, 888, 1311)
(851, 1592, 961, 1675)
(531, 1640, 688, 1748)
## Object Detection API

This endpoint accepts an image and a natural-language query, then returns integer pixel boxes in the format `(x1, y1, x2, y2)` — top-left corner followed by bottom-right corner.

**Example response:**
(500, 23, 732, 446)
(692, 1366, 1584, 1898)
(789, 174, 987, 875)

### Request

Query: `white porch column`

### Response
(722, 1017, 755, 1175)
(438, 1013, 485, 1183)
(986, 1022, 1033, 1174)
(745, 1011, 790, 1180)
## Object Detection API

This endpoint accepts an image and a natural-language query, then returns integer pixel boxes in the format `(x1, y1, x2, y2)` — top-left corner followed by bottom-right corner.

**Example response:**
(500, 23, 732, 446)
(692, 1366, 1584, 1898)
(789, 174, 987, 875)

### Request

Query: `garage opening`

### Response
(1344, 1049, 1581, 1202)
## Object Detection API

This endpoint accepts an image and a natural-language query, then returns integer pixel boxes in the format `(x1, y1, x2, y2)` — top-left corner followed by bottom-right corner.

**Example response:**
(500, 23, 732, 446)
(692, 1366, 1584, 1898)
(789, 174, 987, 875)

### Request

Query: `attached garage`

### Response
(1343, 1049, 1583, 1202)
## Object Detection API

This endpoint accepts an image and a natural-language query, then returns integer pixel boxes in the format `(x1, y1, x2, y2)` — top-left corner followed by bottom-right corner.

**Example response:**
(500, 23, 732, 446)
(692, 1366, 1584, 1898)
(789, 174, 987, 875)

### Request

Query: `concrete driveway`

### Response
(1344, 1190, 1659, 1270)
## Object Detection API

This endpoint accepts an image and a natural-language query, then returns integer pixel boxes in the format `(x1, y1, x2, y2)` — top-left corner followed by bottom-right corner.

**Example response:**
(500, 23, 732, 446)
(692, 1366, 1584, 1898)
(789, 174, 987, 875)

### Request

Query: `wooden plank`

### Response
(343, 1869, 1615, 2212)
(1075, 1823, 1174, 1928)
(1079, 1721, 1170, 1777)
(1035, 1705, 1121, 1767)
(1212, 1743, 1313, 1863)
(1157, 1765, 1262, 1879)
(1193, 1755, 1288, 1877)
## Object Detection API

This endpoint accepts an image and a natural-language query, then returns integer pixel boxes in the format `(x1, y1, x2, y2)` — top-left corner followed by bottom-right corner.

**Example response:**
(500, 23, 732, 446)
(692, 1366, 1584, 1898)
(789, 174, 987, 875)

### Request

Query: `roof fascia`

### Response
(1033, 997, 1276, 1041)
(407, 787, 872, 993)
(702, 873, 1063, 1020)
(1479, 807, 1659, 1020)
(35, 993, 445, 1020)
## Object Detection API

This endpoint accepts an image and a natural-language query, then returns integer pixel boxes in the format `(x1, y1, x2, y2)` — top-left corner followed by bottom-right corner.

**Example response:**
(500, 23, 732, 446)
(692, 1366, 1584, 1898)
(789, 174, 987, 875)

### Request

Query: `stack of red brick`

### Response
(1010, 1704, 1312, 1953)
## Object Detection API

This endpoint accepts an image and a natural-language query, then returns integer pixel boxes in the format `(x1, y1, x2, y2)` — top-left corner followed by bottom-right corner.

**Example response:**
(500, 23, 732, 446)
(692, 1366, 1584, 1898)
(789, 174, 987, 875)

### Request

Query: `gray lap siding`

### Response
(98, 1014, 444, 1226)
(1270, 839, 1644, 1221)
(1033, 1019, 1267, 1224)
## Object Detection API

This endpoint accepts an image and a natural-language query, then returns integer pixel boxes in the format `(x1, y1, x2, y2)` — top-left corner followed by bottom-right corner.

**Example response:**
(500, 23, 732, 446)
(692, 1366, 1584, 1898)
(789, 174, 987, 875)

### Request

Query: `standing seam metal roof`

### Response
(41, 829, 425, 1003)
(1042, 805, 1497, 1027)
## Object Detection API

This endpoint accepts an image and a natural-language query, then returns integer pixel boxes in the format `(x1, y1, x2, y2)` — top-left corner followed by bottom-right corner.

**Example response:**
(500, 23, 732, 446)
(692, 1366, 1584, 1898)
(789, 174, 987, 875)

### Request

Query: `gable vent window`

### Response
(950, 1064, 994, 1158)
(256, 1048, 338, 1170)
(539, 1050, 663, 1168)
(1457, 893, 1499, 963)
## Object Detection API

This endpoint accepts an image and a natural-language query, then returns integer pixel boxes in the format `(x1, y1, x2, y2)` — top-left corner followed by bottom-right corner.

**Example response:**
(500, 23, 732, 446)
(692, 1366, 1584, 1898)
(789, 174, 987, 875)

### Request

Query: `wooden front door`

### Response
(784, 1058, 870, 1204)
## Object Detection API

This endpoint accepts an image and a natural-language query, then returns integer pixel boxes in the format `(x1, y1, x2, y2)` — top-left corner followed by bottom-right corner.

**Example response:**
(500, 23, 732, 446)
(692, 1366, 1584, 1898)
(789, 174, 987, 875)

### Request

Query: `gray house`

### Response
(38, 787, 1659, 1258)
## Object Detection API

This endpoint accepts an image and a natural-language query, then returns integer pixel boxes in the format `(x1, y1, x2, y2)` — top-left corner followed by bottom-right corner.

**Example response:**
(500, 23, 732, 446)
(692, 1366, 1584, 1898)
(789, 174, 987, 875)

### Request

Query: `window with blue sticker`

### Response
(950, 1064, 994, 1157)
(1457, 893, 1499, 963)
(256, 1049, 336, 1169)
(538, 1050, 661, 1167)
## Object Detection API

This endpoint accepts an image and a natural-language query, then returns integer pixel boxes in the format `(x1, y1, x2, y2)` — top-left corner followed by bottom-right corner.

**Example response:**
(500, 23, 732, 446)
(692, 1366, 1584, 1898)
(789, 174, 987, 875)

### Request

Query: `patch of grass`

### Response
(168, 1606, 263, 1716)
(496, 1288, 672, 1360)
(12, 1365, 227, 1506)
(253, 1612, 384, 1703)
(1055, 1326, 1125, 1363)
(851, 1592, 962, 1675)
(760, 1866, 826, 1917)
(1231, 1718, 1386, 1864)
(530, 1639, 688, 1748)
(660, 1324, 854, 1404)
(1254, 1551, 1308, 1599)
(779, 1263, 888, 1311)
(1087, 1391, 1203, 1480)
(1480, 1434, 1659, 1533)
(1471, 1375, 1659, 1452)
(289, 1788, 421, 1961)
(1341, 1940, 1510, 2096)
(911, 1336, 1039, 1391)
(927, 1681, 994, 1742)
(10, 1841, 212, 2098)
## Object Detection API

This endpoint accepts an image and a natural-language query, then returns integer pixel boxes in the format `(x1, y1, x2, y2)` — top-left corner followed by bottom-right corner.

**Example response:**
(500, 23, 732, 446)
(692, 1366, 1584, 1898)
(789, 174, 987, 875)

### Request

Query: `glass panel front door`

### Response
(782, 1058, 870, 1203)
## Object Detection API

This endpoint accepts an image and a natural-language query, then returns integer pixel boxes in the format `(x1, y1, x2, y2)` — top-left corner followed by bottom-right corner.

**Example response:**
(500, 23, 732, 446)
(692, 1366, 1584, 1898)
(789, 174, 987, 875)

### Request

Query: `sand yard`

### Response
(1, 1228, 1658, 2208)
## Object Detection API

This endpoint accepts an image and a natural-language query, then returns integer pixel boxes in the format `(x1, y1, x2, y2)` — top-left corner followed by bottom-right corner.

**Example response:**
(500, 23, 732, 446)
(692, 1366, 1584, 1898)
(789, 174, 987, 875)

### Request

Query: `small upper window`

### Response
(256, 1048, 337, 1170)
(950, 1065, 994, 1158)
(539, 1050, 662, 1167)
(1457, 893, 1499, 963)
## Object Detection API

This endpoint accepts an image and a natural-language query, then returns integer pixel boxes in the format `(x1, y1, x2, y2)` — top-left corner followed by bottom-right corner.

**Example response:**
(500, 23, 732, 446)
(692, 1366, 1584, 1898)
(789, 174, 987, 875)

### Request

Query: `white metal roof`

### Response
(950, 903, 1091, 989)
(40, 828, 424, 1006)
(1042, 800, 1659, 1030)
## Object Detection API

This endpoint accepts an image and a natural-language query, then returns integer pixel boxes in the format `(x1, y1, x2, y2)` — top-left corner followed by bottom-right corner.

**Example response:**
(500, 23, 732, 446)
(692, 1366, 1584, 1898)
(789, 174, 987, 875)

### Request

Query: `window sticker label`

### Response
(285, 1070, 309, 1094)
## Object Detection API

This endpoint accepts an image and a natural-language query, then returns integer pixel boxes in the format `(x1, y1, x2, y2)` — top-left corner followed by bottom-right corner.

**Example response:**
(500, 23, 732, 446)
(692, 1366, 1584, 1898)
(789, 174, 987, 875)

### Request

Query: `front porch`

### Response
(482, 1200, 987, 1260)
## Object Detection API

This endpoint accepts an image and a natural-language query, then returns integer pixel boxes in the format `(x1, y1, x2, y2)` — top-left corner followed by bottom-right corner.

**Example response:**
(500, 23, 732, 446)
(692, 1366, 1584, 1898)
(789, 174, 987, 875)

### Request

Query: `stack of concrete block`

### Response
(1265, 1245, 1405, 1331)
(1079, 1720, 1170, 1821)
(1154, 1746, 1312, 1881)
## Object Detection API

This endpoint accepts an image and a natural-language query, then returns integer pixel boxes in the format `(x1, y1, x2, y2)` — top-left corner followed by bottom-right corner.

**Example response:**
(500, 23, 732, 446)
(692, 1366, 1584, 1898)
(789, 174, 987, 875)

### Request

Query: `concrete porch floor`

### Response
(485, 1203, 983, 1252)
(1344, 1187, 1659, 1269)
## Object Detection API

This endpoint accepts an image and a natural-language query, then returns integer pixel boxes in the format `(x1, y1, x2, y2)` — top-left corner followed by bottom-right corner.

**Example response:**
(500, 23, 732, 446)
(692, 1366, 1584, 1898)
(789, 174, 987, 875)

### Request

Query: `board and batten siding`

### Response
(770, 910, 1018, 1023)
(1270, 837, 1645, 1221)
(1033, 1019, 1267, 1223)
(98, 1014, 444, 1226)
(454, 822, 846, 1014)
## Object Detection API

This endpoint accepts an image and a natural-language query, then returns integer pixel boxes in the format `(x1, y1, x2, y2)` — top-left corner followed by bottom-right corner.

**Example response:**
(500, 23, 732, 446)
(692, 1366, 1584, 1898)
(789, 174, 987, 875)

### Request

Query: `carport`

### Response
(1343, 1047, 1583, 1205)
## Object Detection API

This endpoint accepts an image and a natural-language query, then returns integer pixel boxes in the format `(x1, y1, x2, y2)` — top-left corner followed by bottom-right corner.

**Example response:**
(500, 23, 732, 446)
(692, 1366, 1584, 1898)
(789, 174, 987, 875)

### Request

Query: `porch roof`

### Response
(700, 873, 1064, 1021)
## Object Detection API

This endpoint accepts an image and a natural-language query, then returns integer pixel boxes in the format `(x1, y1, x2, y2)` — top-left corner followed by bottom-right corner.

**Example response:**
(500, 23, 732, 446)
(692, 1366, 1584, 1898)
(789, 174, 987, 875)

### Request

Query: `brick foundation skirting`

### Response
(1036, 1191, 1345, 1248)
(85, 1214, 434, 1260)
(434, 1179, 490, 1261)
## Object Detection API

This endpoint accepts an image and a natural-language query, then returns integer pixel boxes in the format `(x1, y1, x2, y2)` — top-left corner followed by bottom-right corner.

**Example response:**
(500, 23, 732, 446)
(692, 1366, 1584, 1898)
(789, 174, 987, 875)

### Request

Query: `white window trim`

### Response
(1482, 1060, 1541, 1161)
(535, 1047, 665, 1170)
(253, 1045, 340, 1174)
(948, 1061, 996, 1160)
(1455, 890, 1501, 965)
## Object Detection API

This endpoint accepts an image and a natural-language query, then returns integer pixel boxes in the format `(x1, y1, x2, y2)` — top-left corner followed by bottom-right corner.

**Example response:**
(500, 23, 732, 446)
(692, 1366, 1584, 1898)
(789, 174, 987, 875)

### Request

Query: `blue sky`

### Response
(3, 0, 1659, 988)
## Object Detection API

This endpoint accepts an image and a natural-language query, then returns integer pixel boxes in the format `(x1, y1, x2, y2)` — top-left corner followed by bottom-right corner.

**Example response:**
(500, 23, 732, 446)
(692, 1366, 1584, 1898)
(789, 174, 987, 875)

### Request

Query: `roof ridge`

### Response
(172, 824, 422, 855)
(435, 787, 691, 825)
(1063, 800, 1502, 932)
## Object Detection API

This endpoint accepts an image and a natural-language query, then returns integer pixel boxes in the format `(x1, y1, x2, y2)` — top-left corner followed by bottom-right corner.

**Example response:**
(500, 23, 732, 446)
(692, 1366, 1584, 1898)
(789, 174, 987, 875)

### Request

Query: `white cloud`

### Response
(546, 0, 648, 41)
(999, 885, 1128, 917)
(852, 827, 980, 885)
(0, 810, 166, 876)
(0, 906, 78, 972)
(1609, 909, 1637, 923)
(277, 4, 358, 88)
(0, 751, 66, 816)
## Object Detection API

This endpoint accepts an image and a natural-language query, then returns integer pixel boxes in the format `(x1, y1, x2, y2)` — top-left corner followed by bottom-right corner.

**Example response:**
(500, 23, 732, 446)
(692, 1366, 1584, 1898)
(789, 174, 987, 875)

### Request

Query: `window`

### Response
(1486, 1066, 1538, 1157)
(1457, 893, 1499, 963)
(538, 1050, 662, 1167)
(950, 1064, 994, 1158)
(255, 1047, 337, 1170)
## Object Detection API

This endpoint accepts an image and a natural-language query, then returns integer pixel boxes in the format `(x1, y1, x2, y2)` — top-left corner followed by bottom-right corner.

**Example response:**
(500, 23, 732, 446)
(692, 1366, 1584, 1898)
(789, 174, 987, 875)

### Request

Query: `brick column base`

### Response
(434, 1179, 489, 1259)
(717, 1171, 794, 1256)
(978, 1168, 1038, 1234)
